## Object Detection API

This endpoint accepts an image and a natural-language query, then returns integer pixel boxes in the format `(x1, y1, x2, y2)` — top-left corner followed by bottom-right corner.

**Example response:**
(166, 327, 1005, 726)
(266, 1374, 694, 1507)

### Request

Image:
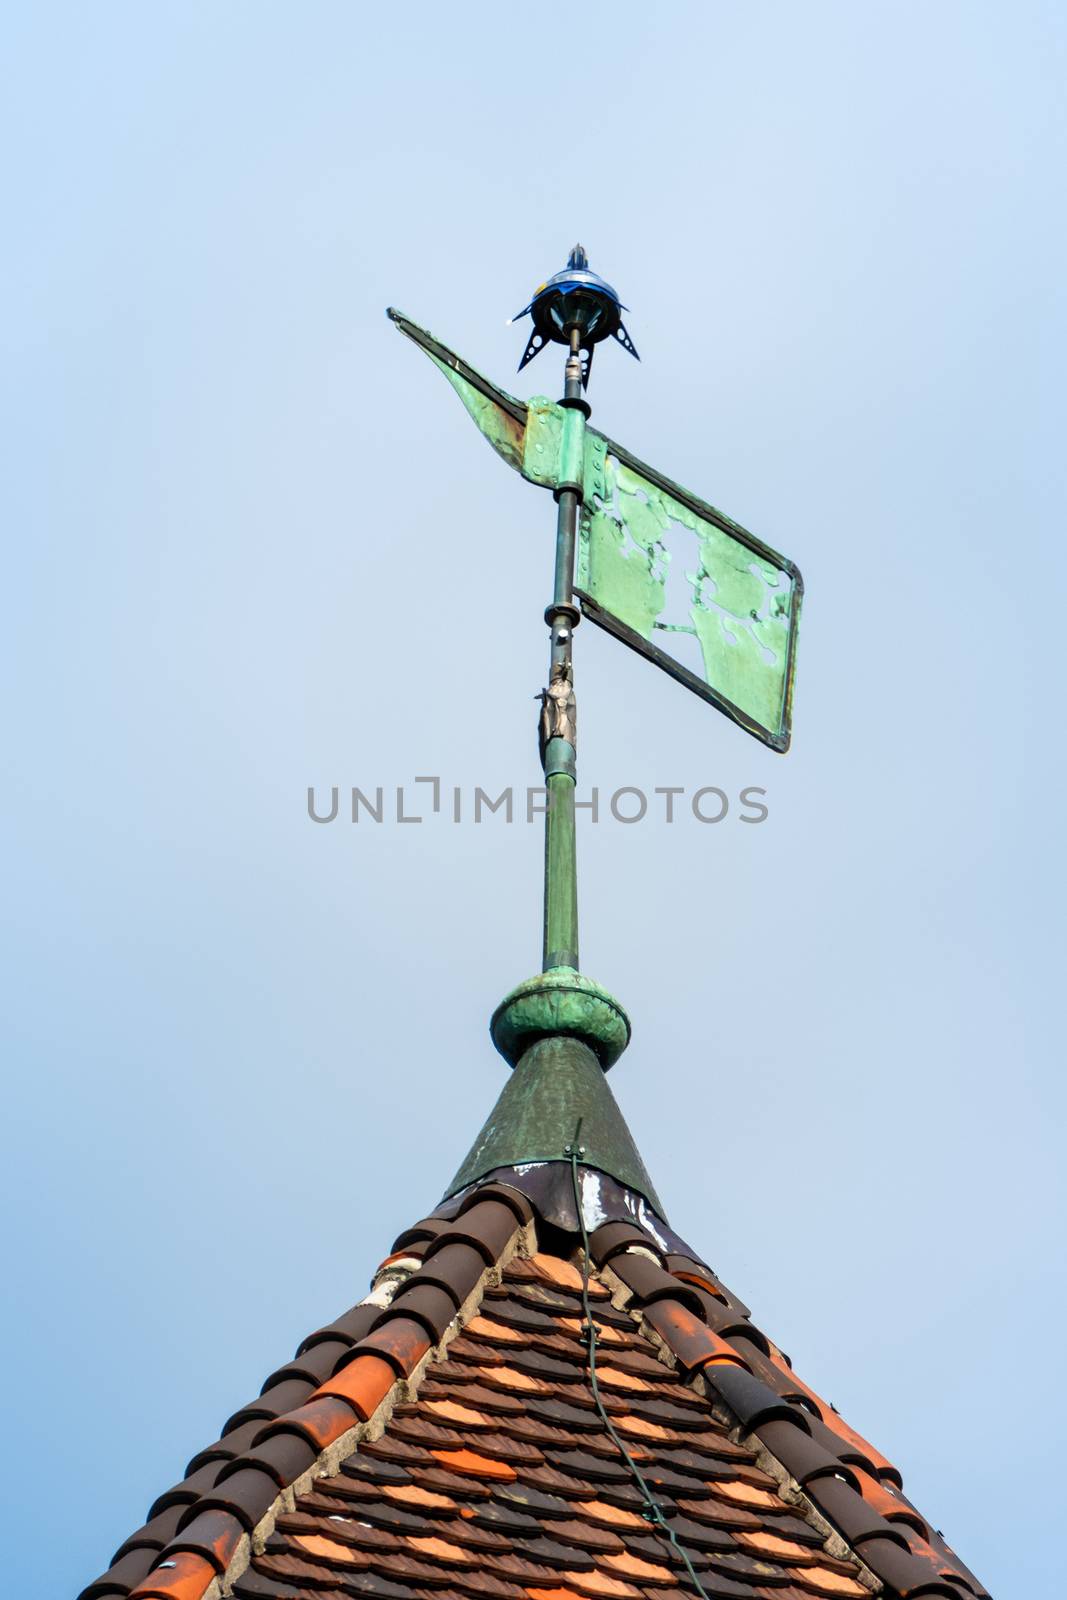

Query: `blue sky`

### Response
(3, 4, 1064, 1595)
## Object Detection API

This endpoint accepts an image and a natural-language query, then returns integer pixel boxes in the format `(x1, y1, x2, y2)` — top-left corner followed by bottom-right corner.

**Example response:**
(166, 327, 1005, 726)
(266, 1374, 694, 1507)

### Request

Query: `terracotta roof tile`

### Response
(127, 1552, 219, 1600)
(409, 1465, 496, 1498)
(313, 1351, 394, 1420)
(466, 1315, 528, 1344)
(227, 1249, 872, 1600)
(83, 1177, 984, 1600)
(167, 1505, 245, 1569)
(573, 1499, 646, 1530)
(559, 1568, 643, 1599)
(601, 1550, 677, 1584)
(257, 1394, 359, 1452)
(430, 1448, 519, 1481)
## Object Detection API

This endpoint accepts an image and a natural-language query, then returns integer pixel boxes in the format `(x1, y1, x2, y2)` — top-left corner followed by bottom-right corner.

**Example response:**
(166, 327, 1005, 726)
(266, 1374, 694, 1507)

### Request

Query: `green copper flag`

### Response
(389, 309, 802, 752)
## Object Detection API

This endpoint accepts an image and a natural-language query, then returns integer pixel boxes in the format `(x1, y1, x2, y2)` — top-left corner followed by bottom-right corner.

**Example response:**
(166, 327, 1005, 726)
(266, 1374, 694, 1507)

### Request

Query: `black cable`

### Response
(566, 1125, 711, 1600)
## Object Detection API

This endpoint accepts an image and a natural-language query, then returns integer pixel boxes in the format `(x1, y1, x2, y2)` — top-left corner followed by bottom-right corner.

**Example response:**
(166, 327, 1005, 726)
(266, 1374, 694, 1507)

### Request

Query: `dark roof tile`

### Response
(751, 1418, 854, 1489)
(389, 1282, 462, 1342)
(341, 1453, 411, 1485)
(674, 1496, 763, 1532)
(231, 1566, 315, 1598)
(165, 1506, 245, 1572)
(297, 1304, 381, 1355)
(849, 1533, 964, 1598)
(418, 1242, 491, 1307)
(147, 1462, 224, 1521)
(182, 1466, 278, 1533)
(262, 1342, 352, 1392)
(440, 1198, 525, 1262)
(225, 1377, 317, 1435)
(588, 1223, 663, 1266)
(407, 1465, 494, 1498)
(392, 1218, 453, 1254)
(481, 1294, 562, 1334)
(185, 1418, 264, 1477)
(454, 1181, 534, 1226)
(223, 1428, 319, 1489)
(112, 1506, 186, 1564)
(605, 1251, 705, 1317)
(701, 1365, 811, 1433)
(79, 1546, 158, 1600)
(543, 1449, 632, 1485)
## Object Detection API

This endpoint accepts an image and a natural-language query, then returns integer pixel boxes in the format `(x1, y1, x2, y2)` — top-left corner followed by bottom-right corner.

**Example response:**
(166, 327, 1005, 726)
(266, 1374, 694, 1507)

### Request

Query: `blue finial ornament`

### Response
(511, 244, 639, 385)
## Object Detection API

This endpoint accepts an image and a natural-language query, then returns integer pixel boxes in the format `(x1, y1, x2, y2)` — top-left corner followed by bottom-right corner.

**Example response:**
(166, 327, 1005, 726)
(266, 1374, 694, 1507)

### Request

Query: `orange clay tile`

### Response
(294, 1532, 360, 1563)
(786, 1566, 869, 1597)
(429, 1447, 517, 1481)
(359, 1317, 433, 1374)
(738, 1531, 813, 1560)
(525, 1589, 586, 1600)
(614, 1414, 671, 1440)
(574, 1498, 646, 1529)
(709, 1478, 783, 1508)
(603, 1550, 678, 1582)
(642, 1301, 747, 1370)
(529, 1254, 586, 1292)
(381, 1483, 455, 1509)
(851, 1467, 927, 1533)
(561, 1567, 642, 1598)
(423, 1398, 493, 1427)
(265, 1395, 359, 1450)
(673, 1269, 728, 1301)
(590, 1367, 651, 1391)
(128, 1552, 218, 1600)
(464, 1315, 525, 1342)
(593, 1323, 625, 1343)
(406, 1536, 473, 1562)
(175, 1508, 243, 1569)
(317, 1353, 395, 1420)
(480, 1364, 546, 1390)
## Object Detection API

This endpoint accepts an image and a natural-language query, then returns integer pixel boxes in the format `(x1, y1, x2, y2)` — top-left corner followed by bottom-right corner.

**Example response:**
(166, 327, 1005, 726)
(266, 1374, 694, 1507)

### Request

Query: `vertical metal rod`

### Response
(542, 329, 585, 972)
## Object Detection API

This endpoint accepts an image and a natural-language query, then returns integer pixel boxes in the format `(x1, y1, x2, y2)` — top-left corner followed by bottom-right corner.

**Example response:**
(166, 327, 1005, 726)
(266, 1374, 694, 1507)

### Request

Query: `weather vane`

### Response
(388, 247, 802, 1051)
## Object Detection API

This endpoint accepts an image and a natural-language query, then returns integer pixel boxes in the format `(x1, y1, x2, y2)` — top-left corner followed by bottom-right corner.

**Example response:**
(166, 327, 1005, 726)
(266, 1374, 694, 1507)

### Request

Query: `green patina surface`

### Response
(446, 1032, 662, 1212)
(424, 350, 527, 475)
(543, 771, 579, 972)
(389, 308, 801, 750)
(522, 397, 565, 487)
(491, 966, 631, 1071)
(578, 442, 799, 742)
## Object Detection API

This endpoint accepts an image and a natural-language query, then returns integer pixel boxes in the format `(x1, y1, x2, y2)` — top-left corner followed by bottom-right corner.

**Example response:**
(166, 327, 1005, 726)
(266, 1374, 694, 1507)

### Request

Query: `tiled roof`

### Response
(80, 1175, 988, 1600)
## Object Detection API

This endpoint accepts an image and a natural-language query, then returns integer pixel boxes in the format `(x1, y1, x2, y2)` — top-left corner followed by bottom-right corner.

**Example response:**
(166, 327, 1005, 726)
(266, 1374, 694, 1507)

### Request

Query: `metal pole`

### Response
(541, 329, 586, 972)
